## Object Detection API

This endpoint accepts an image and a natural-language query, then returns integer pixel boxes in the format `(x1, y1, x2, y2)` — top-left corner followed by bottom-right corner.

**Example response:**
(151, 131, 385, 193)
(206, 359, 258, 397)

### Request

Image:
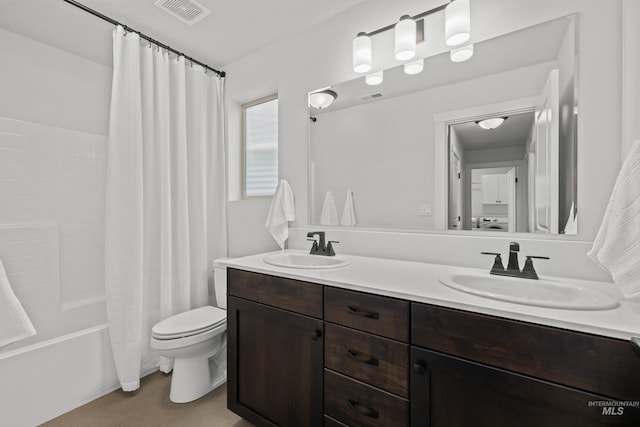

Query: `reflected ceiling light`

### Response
(365, 70, 384, 86)
(395, 15, 416, 61)
(352, 32, 372, 73)
(476, 117, 507, 130)
(309, 90, 337, 109)
(404, 58, 424, 75)
(445, 0, 471, 46)
(450, 44, 474, 62)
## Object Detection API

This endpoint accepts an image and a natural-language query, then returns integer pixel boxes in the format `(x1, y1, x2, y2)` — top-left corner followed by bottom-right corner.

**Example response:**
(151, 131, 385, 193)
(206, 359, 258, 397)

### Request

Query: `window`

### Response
(242, 95, 278, 198)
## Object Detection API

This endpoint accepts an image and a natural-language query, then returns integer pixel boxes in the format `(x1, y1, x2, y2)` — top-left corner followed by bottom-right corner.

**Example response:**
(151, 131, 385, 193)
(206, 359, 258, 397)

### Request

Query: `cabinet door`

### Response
(228, 296, 323, 427)
(410, 347, 640, 427)
(481, 174, 508, 204)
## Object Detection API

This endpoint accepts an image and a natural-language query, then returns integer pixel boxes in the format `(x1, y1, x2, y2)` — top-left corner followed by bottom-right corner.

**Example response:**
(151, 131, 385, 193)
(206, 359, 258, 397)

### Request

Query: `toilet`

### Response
(150, 261, 228, 403)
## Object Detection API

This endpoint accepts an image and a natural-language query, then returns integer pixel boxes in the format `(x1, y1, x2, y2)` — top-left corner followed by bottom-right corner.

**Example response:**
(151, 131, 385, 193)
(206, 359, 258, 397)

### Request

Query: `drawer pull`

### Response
(347, 305, 380, 320)
(347, 399, 379, 419)
(347, 349, 379, 366)
(311, 329, 322, 341)
(632, 337, 640, 357)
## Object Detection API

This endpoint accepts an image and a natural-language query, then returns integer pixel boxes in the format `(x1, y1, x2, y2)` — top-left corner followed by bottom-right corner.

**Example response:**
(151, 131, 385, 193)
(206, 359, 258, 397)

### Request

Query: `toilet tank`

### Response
(212, 260, 228, 310)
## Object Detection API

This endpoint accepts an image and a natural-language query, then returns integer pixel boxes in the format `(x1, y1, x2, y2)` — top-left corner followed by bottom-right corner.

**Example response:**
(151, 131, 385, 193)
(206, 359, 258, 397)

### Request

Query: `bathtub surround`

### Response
(105, 26, 227, 391)
(588, 139, 640, 297)
(0, 258, 36, 348)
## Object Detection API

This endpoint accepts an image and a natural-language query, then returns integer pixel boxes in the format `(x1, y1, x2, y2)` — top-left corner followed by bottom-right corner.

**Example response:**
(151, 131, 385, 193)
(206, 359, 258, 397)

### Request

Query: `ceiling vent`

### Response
(360, 93, 384, 101)
(154, 0, 211, 26)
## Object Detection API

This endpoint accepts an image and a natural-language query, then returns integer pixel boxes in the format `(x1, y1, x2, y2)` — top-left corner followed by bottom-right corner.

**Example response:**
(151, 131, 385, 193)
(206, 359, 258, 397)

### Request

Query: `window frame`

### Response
(241, 93, 279, 200)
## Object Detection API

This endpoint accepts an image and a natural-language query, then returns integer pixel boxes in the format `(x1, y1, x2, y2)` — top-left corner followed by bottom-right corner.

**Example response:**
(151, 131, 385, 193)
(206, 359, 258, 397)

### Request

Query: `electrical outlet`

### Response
(418, 204, 432, 216)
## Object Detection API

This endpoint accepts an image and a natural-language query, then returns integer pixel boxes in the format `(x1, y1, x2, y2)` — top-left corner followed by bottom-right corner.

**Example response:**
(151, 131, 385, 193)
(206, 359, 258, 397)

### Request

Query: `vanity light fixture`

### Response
(365, 70, 384, 86)
(445, 0, 471, 46)
(450, 44, 474, 62)
(353, 32, 372, 73)
(309, 89, 337, 109)
(351, 0, 472, 74)
(404, 58, 424, 75)
(477, 117, 507, 130)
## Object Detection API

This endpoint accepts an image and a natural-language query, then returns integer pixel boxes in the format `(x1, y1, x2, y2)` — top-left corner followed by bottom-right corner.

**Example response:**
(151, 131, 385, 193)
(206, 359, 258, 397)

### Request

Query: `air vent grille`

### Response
(155, 0, 211, 26)
(359, 93, 384, 101)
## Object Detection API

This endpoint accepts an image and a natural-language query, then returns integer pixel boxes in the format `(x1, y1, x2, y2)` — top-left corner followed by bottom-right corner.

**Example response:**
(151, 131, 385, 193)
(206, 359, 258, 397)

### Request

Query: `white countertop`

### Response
(218, 250, 640, 341)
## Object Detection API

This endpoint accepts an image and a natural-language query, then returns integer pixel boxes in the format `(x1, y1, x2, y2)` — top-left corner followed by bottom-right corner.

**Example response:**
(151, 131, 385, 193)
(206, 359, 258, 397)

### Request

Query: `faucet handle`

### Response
(307, 238, 319, 254)
(327, 240, 339, 256)
(521, 255, 550, 279)
(481, 252, 505, 273)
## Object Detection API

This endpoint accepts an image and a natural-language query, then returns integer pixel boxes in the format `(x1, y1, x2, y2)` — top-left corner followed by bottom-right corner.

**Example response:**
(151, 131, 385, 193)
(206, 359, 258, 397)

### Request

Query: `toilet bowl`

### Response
(150, 261, 229, 403)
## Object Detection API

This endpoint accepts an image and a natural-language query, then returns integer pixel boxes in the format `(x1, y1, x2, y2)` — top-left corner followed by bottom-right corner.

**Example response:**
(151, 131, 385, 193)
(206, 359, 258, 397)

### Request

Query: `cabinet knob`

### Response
(413, 362, 426, 375)
(310, 329, 322, 341)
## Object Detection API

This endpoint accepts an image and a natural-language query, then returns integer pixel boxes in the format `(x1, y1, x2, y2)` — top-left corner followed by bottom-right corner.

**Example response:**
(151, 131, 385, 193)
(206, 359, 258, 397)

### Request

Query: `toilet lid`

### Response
(152, 306, 226, 339)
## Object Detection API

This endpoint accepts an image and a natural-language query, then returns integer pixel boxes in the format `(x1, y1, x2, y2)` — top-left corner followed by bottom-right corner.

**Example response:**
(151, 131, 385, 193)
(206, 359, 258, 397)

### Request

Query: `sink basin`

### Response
(263, 251, 351, 269)
(439, 272, 620, 311)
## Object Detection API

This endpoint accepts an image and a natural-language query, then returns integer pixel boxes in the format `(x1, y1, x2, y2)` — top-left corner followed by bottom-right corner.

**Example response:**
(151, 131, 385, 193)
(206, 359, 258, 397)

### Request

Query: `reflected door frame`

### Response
(433, 97, 538, 230)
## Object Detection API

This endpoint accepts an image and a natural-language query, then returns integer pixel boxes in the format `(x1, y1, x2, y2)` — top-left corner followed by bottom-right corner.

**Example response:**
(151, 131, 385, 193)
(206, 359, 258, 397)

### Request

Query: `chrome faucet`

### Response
(306, 231, 339, 256)
(481, 242, 549, 280)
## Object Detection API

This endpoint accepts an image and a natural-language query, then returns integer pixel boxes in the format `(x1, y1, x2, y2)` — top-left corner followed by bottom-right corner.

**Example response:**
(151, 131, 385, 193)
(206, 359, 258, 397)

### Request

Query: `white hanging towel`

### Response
(588, 140, 640, 297)
(563, 202, 577, 235)
(340, 190, 357, 226)
(265, 179, 296, 249)
(319, 191, 339, 226)
(0, 259, 36, 348)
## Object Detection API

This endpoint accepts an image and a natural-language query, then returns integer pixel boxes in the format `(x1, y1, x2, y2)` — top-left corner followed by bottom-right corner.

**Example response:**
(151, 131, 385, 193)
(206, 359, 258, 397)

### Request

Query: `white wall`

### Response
(0, 27, 118, 426)
(224, 0, 623, 283)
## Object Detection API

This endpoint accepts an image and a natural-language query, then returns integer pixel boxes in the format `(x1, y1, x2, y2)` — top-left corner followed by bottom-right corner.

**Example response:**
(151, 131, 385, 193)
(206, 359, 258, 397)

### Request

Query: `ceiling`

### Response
(0, 0, 365, 69)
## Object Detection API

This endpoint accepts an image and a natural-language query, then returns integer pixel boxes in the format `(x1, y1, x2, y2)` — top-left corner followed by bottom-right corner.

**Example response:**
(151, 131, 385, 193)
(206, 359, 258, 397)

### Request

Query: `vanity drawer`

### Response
(228, 268, 323, 318)
(324, 287, 409, 342)
(325, 323, 409, 398)
(324, 369, 409, 427)
(412, 302, 640, 401)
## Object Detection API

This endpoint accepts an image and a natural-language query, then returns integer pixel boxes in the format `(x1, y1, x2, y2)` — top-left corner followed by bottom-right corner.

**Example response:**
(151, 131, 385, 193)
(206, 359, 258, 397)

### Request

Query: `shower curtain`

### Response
(105, 26, 226, 391)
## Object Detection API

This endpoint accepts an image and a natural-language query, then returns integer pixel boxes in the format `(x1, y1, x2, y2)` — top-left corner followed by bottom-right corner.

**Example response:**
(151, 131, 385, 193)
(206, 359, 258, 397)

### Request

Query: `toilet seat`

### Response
(152, 306, 226, 340)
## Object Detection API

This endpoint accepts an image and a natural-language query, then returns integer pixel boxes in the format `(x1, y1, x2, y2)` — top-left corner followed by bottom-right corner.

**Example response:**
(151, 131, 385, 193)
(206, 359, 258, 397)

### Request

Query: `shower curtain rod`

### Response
(61, 0, 226, 78)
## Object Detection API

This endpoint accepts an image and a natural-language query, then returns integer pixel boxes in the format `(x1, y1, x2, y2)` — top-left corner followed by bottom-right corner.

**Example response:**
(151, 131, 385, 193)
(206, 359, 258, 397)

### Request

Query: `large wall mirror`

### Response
(308, 14, 577, 235)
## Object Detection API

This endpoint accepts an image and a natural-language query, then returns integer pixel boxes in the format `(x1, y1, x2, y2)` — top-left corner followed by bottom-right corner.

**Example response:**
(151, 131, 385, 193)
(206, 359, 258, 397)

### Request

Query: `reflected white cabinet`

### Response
(482, 174, 508, 204)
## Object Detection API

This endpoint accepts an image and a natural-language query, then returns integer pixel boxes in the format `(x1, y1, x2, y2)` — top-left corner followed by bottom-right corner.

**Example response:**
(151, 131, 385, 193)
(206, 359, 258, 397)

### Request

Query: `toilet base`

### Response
(168, 344, 227, 403)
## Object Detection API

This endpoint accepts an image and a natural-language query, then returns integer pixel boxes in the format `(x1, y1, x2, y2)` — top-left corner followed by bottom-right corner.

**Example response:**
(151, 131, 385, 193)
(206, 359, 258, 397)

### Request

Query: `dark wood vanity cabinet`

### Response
(411, 302, 640, 426)
(227, 268, 640, 427)
(227, 269, 323, 427)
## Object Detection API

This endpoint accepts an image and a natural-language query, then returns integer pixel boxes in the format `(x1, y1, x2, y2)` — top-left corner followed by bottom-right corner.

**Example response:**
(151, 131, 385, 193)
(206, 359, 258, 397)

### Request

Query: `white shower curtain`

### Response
(105, 26, 226, 391)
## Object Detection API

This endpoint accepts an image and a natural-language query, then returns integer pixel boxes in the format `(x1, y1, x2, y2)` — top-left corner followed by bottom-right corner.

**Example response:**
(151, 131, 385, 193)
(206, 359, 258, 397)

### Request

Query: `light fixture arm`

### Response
(357, 1, 451, 38)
